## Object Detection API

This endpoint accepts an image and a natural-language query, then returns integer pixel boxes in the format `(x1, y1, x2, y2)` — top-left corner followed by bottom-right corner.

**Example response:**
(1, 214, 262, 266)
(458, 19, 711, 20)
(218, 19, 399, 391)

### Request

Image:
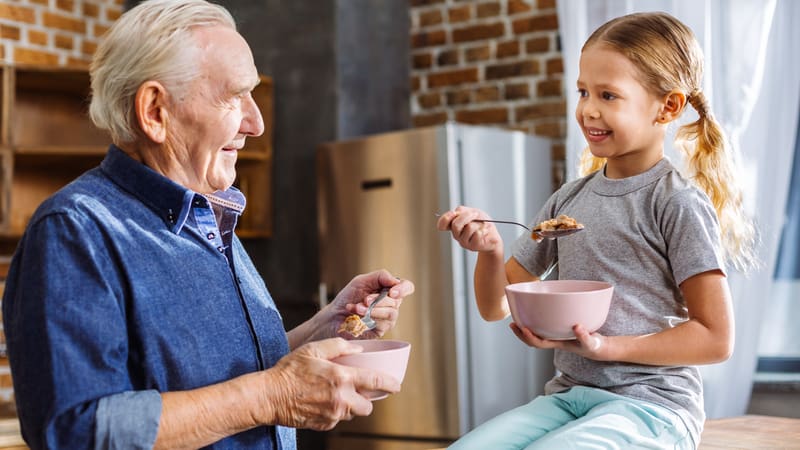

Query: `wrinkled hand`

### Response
(265, 338, 401, 431)
(509, 322, 609, 361)
(437, 206, 502, 253)
(332, 269, 414, 339)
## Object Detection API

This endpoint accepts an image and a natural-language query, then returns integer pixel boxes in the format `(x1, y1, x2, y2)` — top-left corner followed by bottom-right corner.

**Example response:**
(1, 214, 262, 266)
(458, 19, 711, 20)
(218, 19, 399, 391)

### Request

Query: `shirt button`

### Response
(218, 246, 225, 253)
(207, 232, 216, 240)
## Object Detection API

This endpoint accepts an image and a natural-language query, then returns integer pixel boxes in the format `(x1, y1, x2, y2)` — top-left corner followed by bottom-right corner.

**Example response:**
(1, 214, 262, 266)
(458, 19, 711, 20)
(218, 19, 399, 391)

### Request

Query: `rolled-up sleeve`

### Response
(95, 391, 161, 450)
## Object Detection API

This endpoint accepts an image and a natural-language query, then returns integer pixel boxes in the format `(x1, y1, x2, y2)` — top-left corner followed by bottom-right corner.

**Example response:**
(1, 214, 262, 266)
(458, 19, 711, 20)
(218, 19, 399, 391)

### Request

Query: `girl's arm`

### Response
(438, 207, 538, 321)
(512, 269, 734, 365)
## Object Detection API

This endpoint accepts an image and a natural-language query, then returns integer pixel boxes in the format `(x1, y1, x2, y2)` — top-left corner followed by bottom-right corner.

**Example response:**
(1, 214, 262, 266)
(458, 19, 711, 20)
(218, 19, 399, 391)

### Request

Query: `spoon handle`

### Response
(473, 219, 531, 231)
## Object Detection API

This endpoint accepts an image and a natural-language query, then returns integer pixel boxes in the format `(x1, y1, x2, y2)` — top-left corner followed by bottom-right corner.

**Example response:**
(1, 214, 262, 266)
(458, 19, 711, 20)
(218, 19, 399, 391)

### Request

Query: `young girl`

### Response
(437, 12, 756, 450)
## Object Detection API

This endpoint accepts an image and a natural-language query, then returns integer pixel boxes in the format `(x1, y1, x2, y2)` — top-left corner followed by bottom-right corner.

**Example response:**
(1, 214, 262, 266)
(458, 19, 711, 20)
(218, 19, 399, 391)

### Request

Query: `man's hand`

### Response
(261, 338, 401, 430)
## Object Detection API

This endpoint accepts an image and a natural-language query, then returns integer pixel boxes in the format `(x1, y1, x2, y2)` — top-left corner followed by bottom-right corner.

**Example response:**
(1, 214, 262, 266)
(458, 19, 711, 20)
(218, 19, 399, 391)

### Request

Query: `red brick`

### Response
(533, 119, 565, 138)
(427, 67, 479, 88)
(465, 44, 490, 62)
(437, 49, 459, 66)
(411, 76, 421, 92)
(446, 89, 471, 106)
(14, 47, 59, 66)
(448, 5, 471, 23)
(538, 0, 557, 10)
(105, 7, 122, 21)
(546, 57, 563, 75)
(66, 57, 90, 69)
(413, 111, 448, 127)
(82, 2, 100, 18)
(417, 92, 442, 109)
(0, 24, 20, 40)
(515, 100, 566, 120)
(512, 14, 559, 34)
(526, 36, 550, 53)
(413, 52, 433, 69)
(82, 39, 98, 56)
(486, 60, 539, 80)
(453, 22, 505, 43)
(474, 85, 500, 102)
(411, 29, 447, 49)
(496, 40, 519, 58)
(94, 23, 110, 39)
(508, 0, 533, 15)
(505, 82, 530, 100)
(419, 9, 443, 27)
(477, 2, 501, 18)
(0, 3, 36, 23)
(0, 373, 12, 389)
(54, 33, 74, 50)
(551, 142, 566, 160)
(537, 79, 562, 97)
(43, 11, 86, 33)
(55, 0, 75, 13)
(455, 107, 508, 124)
(28, 29, 48, 46)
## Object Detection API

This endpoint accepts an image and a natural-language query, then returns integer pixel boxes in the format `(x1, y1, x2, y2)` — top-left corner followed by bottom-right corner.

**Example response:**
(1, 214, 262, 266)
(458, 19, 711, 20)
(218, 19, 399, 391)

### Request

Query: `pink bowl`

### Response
(332, 339, 411, 400)
(505, 280, 613, 340)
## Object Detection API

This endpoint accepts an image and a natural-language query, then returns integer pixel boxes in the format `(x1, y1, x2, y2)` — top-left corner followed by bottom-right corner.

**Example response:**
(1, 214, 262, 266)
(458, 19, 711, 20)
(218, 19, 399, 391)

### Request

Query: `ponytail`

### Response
(676, 90, 758, 272)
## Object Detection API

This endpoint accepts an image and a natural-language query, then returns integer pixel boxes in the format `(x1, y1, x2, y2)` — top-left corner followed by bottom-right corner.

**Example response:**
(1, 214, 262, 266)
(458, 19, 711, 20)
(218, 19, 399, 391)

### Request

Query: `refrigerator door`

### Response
(443, 124, 555, 429)
(318, 125, 462, 440)
(317, 123, 555, 444)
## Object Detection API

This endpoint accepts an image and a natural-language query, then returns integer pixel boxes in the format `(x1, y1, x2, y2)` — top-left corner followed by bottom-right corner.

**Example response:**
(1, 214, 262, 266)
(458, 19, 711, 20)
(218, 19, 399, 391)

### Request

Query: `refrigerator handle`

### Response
(318, 282, 329, 308)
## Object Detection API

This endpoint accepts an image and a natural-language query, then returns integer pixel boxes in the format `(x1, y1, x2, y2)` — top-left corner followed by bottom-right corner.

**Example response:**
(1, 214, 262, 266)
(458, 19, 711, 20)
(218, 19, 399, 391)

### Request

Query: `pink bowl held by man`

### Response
(332, 339, 411, 400)
(505, 280, 614, 340)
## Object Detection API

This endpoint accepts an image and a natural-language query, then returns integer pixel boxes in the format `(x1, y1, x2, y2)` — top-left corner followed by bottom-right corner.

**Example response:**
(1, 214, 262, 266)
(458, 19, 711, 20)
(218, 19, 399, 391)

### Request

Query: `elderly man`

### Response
(1, 0, 413, 448)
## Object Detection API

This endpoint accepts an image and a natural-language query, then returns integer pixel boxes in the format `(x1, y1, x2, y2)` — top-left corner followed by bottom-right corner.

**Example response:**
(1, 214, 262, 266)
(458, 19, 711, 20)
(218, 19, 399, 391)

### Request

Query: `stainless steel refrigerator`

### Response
(317, 123, 555, 450)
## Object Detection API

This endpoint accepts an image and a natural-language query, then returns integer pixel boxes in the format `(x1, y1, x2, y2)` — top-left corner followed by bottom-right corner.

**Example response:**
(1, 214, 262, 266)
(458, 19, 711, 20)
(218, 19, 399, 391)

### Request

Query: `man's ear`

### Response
(657, 90, 687, 123)
(135, 81, 169, 144)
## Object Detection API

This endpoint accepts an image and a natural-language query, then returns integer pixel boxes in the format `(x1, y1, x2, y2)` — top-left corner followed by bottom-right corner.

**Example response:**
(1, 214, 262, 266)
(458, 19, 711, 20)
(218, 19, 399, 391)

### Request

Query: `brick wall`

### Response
(409, 0, 567, 187)
(0, 0, 123, 68)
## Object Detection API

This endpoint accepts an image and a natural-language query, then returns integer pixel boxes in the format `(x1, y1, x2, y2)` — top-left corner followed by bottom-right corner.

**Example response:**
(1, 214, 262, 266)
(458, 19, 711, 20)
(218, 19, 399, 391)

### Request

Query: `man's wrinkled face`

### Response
(165, 25, 264, 194)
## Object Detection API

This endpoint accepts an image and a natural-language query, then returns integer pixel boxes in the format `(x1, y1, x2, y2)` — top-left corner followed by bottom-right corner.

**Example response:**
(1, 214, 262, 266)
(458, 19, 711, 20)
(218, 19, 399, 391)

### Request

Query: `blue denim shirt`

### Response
(2, 146, 296, 450)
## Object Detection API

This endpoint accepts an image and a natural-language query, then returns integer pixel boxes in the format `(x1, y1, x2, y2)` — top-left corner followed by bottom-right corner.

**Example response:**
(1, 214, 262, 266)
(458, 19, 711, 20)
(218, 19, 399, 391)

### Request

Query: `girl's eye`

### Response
(577, 89, 588, 98)
(602, 92, 616, 100)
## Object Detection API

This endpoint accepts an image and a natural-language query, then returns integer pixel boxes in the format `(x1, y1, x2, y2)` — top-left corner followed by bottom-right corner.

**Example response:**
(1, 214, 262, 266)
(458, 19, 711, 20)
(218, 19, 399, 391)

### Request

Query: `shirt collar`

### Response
(99, 145, 246, 234)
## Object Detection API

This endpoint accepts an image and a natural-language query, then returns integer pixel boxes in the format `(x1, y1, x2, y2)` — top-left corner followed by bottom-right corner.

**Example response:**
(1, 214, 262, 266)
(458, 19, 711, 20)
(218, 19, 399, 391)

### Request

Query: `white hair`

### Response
(89, 0, 236, 144)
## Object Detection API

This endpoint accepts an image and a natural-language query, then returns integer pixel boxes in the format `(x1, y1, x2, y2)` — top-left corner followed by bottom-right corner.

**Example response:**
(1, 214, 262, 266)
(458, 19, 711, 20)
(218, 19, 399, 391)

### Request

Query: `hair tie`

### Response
(689, 90, 710, 118)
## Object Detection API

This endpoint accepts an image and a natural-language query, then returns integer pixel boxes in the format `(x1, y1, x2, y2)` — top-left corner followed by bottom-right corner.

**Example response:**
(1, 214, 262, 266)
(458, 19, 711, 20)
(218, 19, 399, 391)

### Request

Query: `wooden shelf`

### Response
(0, 65, 274, 252)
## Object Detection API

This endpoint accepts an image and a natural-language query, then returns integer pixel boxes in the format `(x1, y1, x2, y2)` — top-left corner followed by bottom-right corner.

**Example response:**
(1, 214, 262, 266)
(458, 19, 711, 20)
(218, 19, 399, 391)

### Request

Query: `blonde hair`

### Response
(89, 0, 236, 144)
(577, 12, 757, 272)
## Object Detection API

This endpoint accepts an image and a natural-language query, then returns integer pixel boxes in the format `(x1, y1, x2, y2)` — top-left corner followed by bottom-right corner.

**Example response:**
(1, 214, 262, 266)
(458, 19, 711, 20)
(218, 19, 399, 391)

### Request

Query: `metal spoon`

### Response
(436, 214, 584, 239)
(360, 288, 390, 330)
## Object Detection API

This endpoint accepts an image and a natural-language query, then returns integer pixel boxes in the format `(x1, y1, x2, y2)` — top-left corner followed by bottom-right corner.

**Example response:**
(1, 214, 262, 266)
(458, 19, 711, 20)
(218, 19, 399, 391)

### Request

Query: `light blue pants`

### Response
(448, 386, 694, 450)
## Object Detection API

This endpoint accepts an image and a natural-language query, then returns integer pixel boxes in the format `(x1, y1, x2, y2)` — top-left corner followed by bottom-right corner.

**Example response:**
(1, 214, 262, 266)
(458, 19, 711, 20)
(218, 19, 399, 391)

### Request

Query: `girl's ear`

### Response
(135, 81, 169, 144)
(658, 90, 687, 123)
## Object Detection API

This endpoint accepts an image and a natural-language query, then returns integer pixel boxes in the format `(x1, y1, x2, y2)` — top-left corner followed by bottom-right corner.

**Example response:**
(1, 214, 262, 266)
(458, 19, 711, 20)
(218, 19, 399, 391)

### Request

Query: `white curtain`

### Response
(557, 0, 800, 418)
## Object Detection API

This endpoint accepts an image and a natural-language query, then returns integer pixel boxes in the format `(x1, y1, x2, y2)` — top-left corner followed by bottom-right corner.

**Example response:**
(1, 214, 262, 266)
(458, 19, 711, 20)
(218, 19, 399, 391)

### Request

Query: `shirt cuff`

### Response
(95, 390, 161, 450)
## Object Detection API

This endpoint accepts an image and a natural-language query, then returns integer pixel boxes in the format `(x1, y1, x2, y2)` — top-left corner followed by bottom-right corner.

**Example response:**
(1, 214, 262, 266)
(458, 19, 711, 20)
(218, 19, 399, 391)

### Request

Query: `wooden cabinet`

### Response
(0, 65, 273, 255)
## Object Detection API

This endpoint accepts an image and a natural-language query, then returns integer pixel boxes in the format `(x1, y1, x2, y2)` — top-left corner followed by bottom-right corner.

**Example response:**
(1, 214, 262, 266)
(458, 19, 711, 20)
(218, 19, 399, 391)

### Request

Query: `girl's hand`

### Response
(436, 206, 502, 253)
(510, 322, 610, 361)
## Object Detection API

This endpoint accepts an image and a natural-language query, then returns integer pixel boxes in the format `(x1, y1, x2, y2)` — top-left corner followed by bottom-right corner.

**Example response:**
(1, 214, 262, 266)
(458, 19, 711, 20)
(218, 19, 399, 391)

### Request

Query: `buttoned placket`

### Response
(191, 195, 227, 255)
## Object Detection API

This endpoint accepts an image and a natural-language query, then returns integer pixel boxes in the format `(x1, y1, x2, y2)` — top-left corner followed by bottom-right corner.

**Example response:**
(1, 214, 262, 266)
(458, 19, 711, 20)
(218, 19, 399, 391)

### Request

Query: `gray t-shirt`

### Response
(512, 158, 726, 445)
